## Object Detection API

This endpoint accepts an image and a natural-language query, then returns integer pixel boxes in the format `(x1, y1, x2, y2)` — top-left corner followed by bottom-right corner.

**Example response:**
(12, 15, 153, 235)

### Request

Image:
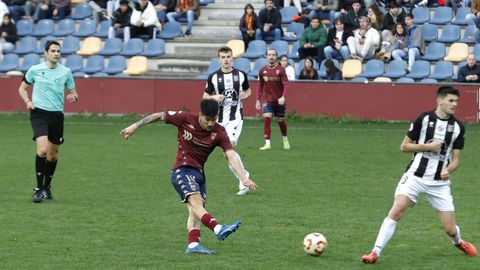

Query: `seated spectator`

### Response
(298, 17, 327, 64)
(367, 3, 383, 31)
(324, 17, 353, 60)
(108, 0, 131, 42)
(346, 16, 380, 61)
(446, 0, 462, 14)
(255, 0, 282, 41)
(279, 54, 296, 80)
(4, 0, 26, 22)
(0, 0, 8, 24)
(131, 0, 162, 38)
(285, 0, 302, 13)
(293, 8, 311, 28)
(466, 0, 480, 43)
(375, 22, 406, 62)
(89, 0, 116, 23)
(338, 0, 356, 20)
(33, 0, 71, 21)
(152, 0, 176, 23)
(298, 56, 319, 79)
(457, 54, 480, 83)
(391, 13, 424, 73)
(239, 3, 258, 50)
(345, 0, 366, 31)
(324, 59, 342, 80)
(166, 0, 200, 36)
(309, 0, 339, 28)
(396, 0, 426, 12)
(383, 2, 404, 33)
(0, 13, 17, 58)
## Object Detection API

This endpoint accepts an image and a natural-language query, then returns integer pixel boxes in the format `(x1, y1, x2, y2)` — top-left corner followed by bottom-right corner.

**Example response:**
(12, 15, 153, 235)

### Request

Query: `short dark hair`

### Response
(217, 45, 232, 56)
(405, 13, 414, 20)
(120, 0, 129, 5)
(437, 86, 460, 98)
(45, 40, 61, 52)
(200, 99, 219, 118)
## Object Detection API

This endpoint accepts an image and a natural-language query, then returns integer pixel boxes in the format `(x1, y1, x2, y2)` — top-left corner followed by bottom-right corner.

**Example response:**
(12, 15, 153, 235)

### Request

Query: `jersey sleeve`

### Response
(240, 70, 250, 90)
(406, 113, 424, 141)
(204, 73, 216, 95)
(452, 123, 465, 149)
(24, 68, 35, 85)
(163, 111, 186, 127)
(216, 127, 234, 152)
(65, 69, 75, 90)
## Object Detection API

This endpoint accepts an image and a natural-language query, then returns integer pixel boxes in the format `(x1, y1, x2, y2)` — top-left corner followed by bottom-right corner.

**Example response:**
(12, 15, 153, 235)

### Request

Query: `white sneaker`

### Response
(236, 187, 250, 196)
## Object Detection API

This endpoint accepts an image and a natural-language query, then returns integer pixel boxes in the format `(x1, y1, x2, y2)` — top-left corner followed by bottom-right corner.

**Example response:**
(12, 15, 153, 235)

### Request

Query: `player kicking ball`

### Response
(120, 99, 257, 254)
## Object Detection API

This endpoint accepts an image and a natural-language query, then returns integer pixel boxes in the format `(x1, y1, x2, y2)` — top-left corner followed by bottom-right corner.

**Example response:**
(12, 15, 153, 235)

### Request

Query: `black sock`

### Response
(44, 160, 58, 188)
(35, 155, 46, 189)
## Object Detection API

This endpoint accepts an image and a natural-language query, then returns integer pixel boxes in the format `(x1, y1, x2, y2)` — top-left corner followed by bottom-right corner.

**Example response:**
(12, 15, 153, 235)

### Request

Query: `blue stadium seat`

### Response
(429, 7, 453, 25)
(31, 19, 54, 37)
(406, 60, 430, 80)
(396, 77, 415, 83)
(452, 7, 471, 25)
(288, 41, 300, 60)
(350, 77, 368, 82)
(429, 60, 453, 80)
(141, 39, 165, 57)
(73, 19, 96, 37)
(296, 58, 318, 78)
(233, 57, 250, 73)
(282, 22, 304, 41)
(92, 72, 109, 77)
(453, 61, 467, 81)
(360, 59, 384, 78)
(420, 78, 438, 83)
(412, 7, 429, 24)
(474, 44, 480, 61)
(248, 57, 267, 77)
(16, 19, 33, 36)
(70, 3, 92, 20)
(460, 25, 477, 44)
(64, 54, 83, 73)
(319, 59, 339, 78)
(0, 54, 19, 72)
(61, 36, 80, 55)
(17, 53, 41, 72)
(99, 38, 122, 56)
(53, 19, 75, 37)
(158, 21, 182, 39)
(199, 0, 215, 5)
(103, 55, 126, 75)
(73, 71, 87, 77)
(199, 58, 220, 78)
(421, 42, 445, 61)
(14, 36, 37, 55)
(271, 40, 289, 57)
(35, 36, 56, 54)
(81, 55, 105, 74)
(120, 38, 144, 56)
(280, 6, 298, 24)
(437, 24, 460, 43)
(383, 60, 407, 78)
(94, 20, 111, 38)
(422, 24, 437, 42)
(243, 40, 267, 59)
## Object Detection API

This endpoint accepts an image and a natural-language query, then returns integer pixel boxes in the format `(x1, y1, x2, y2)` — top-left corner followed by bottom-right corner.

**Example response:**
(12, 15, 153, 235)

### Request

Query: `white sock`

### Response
(450, 225, 461, 245)
(373, 217, 398, 256)
(188, 242, 199, 248)
(265, 139, 271, 145)
(214, 224, 222, 234)
(283, 136, 288, 141)
(228, 152, 249, 189)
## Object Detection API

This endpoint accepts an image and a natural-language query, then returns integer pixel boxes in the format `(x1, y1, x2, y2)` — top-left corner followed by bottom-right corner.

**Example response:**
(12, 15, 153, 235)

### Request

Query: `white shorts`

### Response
(220, 119, 243, 144)
(394, 173, 455, 211)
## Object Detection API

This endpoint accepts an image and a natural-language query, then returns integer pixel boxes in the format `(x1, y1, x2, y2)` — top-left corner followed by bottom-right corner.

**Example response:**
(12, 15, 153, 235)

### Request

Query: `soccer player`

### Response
(256, 49, 290, 151)
(361, 86, 478, 264)
(120, 99, 257, 255)
(203, 46, 252, 196)
(18, 40, 78, 203)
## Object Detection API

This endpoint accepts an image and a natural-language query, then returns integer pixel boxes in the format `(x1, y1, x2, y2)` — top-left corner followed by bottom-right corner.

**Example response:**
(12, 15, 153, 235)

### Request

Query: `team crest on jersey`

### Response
(233, 75, 239, 81)
(276, 70, 280, 75)
(210, 132, 217, 140)
(263, 76, 268, 81)
(447, 124, 454, 132)
(428, 121, 435, 127)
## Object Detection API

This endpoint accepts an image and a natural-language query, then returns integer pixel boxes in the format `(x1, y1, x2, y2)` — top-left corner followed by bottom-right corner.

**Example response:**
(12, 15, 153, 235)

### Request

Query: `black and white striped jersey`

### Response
(405, 111, 465, 181)
(205, 68, 249, 123)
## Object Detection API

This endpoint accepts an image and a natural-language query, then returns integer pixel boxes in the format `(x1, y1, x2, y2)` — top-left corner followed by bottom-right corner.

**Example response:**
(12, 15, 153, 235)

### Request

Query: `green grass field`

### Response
(1, 113, 479, 270)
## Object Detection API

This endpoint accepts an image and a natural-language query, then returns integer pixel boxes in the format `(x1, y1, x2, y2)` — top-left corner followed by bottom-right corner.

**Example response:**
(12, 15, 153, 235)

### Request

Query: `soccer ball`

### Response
(303, 232, 328, 256)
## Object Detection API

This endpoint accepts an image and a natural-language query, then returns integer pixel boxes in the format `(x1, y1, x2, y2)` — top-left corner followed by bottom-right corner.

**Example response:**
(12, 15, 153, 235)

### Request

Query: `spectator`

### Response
(151, 0, 176, 23)
(375, 22, 407, 62)
(396, 0, 426, 13)
(324, 17, 353, 60)
(465, 0, 480, 43)
(4, 0, 26, 22)
(446, 0, 462, 14)
(108, 0, 131, 42)
(298, 16, 327, 64)
(345, 0, 366, 31)
(255, 0, 282, 41)
(239, 3, 258, 50)
(391, 13, 424, 73)
(346, 16, 380, 61)
(457, 54, 480, 83)
(293, 8, 311, 28)
(298, 56, 318, 79)
(0, 0, 8, 25)
(324, 59, 342, 80)
(0, 14, 17, 52)
(131, 0, 162, 38)
(309, 0, 339, 28)
(285, 0, 302, 13)
(367, 3, 384, 31)
(338, 0, 357, 18)
(34, 0, 71, 21)
(167, 0, 200, 36)
(279, 54, 296, 81)
(89, 0, 114, 23)
(383, 2, 405, 32)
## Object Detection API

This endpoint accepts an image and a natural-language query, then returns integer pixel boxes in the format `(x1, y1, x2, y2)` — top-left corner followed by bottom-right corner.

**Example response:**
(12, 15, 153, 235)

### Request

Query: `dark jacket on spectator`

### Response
(112, 5, 132, 27)
(239, 12, 258, 33)
(257, 7, 282, 31)
(457, 64, 480, 83)
(326, 26, 353, 48)
(345, 7, 366, 30)
(0, 20, 18, 44)
(384, 7, 405, 31)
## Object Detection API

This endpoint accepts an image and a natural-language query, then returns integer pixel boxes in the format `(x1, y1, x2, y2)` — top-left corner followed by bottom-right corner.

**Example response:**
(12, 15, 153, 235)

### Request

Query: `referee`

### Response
(18, 40, 79, 203)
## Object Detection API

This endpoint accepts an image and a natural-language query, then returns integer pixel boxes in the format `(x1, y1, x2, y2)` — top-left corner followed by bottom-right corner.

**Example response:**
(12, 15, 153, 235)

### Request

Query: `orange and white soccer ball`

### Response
(303, 232, 328, 256)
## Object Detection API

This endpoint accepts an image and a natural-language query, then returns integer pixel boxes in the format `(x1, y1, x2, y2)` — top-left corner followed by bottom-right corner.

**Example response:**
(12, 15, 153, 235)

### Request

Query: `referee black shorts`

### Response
(30, 108, 65, 145)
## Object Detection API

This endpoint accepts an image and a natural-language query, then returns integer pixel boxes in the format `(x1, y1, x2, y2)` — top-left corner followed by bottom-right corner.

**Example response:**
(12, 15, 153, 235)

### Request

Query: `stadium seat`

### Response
(103, 55, 127, 74)
(422, 24, 437, 42)
(396, 77, 415, 83)
(14, 36, 37, 55)
(120, 38, 144, 56)
(94, 20, 111, 38)
(296, 58, 318, 78)
(373, 77, 392, 82)
(61, 36, 80, 55)
(81, 55, 105, 74)
(73, 19, 96, 37)
(0, 54, 19, 72)
(17, 53, 41, 72)
(341, 59, 362, 79)
(99, 38, 123, 56)
(460, 25, 477, 44)
(123, 56, 148, 75)
(64, 54, 83, 73)
(158, 21, 182, 39)
(452, 7, 471, 25)
(226, 39, 245, 58)
(248, 57, 267, 77)
(200, 58, 220, 78)
(280, 6, 298, 24)
(35, 36, 56, 54)
(73, 71, 87, 77)
(271, 40, 289, 57)
(70, 3, 92, 20)
(406, 60, 430, 80)
(233, 57, 250, 73)
(420, 78, 437, 83)
(282, 22, 304, 41)
(318, 59, 339, 78)
(141, 39, 165, 57)
(453, 61, 467, 81)
(429, 60, 453, 80)
(53, 19, 75, 37)
(437, 24, 460, 43)
(444, 42, 468, 62)
(92, 72, 109, 77)
(115, 72, 131, 78)
(242, 40, 267, 59)
(360, 59, 384, 79)
(76, 37, 101, 56)
(16, 19, 33, 36)
(474, 44, 480, 61)
(350, 77, 368, 82)
(31, 19, 54, 37)
(429, 7, 453, 25)
(199, 0, 215, 5)
(412, 7, 429, 24)
(288, 41, 300, 59)
(383, 59, 407, 78)
(421, 42, 445, 61)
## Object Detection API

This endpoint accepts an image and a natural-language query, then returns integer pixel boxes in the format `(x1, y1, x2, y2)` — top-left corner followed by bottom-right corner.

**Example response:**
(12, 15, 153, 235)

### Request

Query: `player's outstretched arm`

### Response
(120, 112, 165, 139)
(225, 150, 257, 190)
